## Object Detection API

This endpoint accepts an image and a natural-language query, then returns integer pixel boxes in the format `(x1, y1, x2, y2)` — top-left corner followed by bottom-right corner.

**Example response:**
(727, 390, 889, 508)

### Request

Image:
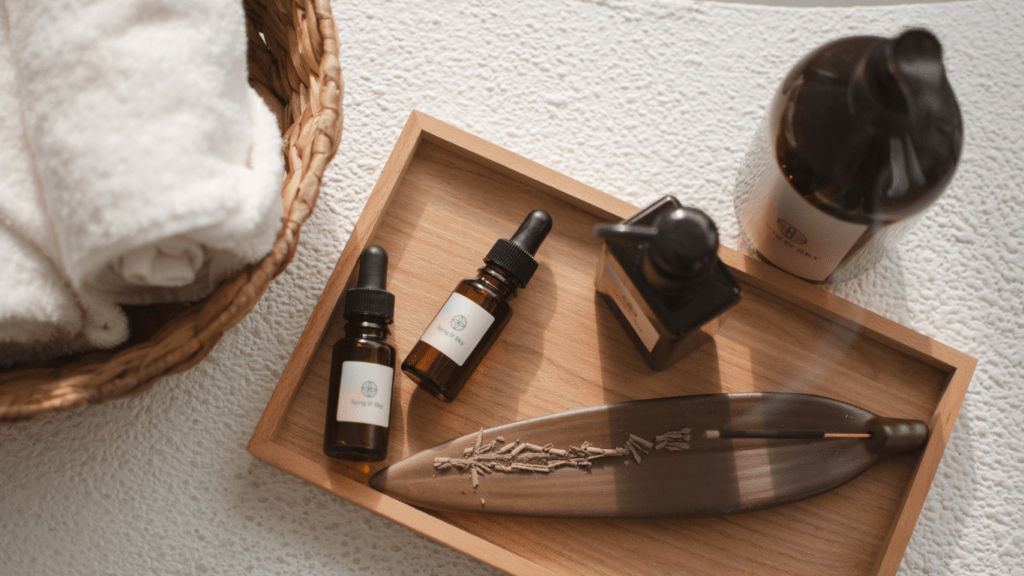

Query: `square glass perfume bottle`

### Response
(594, 196, 741, 371)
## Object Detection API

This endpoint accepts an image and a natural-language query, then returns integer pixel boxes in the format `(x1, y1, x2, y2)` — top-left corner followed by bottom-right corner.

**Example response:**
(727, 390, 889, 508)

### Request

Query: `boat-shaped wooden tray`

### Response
(248, 111, 975, 576)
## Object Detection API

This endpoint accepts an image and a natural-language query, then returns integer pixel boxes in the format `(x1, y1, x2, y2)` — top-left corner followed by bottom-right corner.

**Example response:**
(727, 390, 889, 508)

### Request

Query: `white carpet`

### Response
(2, 0, 1021, 574)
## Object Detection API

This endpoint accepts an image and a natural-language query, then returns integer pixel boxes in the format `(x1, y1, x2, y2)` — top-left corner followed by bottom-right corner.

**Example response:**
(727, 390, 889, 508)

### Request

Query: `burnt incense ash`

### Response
(434, 428, 692, 489)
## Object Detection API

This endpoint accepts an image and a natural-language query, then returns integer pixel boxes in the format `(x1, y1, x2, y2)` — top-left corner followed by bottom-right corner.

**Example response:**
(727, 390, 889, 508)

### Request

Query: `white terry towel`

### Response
(0, 229, 90, 366)
(3, 0, 284, 307)
(0, 3, 124, 365)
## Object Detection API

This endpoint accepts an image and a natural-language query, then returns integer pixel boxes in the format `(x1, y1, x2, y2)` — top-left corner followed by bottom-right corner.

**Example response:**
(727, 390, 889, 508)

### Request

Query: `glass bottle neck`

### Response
(343, 316, 391, 340)
(476, 263, 520, 300)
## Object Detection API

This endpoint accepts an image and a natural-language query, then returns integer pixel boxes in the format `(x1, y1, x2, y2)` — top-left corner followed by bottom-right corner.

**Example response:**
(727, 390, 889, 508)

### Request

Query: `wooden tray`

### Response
(248, 111, 975, 576)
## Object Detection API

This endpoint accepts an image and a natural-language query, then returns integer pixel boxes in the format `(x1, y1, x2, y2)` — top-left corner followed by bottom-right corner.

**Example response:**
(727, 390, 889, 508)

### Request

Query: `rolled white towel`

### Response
(4, 0, 284, 307)
(86, 88, 285, 305)
(0, 228, 90, 366)
(0, 3, 126, 365)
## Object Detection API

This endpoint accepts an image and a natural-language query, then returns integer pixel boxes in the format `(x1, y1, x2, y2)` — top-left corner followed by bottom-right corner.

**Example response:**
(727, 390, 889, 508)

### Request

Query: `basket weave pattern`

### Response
(0, 0, 343, 420)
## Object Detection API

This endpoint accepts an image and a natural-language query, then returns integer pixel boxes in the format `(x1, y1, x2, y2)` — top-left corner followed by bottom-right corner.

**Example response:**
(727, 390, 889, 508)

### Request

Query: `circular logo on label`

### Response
(776, 218, 808, 245)
(450, 315, 468, 331)
(360, 381, 378, 398)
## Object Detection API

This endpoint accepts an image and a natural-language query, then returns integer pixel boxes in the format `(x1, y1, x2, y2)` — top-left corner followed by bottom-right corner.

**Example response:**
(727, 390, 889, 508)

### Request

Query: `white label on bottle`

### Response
(739, 163, 868, 282)
(418, 292, 495, 366)
(596, 253, 660, 352)
(335, 361, 394, 427)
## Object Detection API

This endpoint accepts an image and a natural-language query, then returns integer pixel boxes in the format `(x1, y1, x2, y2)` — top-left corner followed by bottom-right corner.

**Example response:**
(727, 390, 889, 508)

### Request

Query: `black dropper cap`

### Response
(344, 245, 395, 321)
(594, 206, 719, 296)
(484, 209, 553, 287)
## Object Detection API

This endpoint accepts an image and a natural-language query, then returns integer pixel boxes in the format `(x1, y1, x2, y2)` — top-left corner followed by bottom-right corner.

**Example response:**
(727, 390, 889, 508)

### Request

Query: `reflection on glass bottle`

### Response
(734, 29, 963, 283)
(594, 196, 741, 371)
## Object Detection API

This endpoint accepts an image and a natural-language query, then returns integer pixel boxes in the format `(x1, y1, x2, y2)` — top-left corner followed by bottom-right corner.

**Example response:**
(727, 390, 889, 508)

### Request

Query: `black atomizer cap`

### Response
(644, 207, 719, 293)
(344, 245, 395, 321)
(484, 209, 553, 287)
(594, 206, 718, 296)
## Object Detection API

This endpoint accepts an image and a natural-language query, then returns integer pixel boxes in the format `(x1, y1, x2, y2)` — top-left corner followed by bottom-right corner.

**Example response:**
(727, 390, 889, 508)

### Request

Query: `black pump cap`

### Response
(344, 245, 395, 321)
(646, 207, 719, 288)
(484, 209, 553, 286)
(595, 206, 719, 295)
(849, 28, 957, 135)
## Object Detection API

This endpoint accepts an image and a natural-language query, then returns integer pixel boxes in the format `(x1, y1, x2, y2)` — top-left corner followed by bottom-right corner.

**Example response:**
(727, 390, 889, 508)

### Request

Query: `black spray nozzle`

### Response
(850, 28, 957, 135)
(593, 224, 658, 244)
(596, 207, 719, 296)
(485, 209, 553, 287)
(890, 29, 953, 121)
(344, 245, 395, 321)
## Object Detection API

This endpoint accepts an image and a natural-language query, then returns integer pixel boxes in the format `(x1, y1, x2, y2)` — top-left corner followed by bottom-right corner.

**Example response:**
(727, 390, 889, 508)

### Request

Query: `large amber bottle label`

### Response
(736, 115, 867, 282)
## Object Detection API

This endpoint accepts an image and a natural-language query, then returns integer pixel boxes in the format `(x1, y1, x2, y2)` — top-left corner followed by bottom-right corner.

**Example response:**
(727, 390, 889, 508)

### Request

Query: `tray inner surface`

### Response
(272, 140, 949, 575)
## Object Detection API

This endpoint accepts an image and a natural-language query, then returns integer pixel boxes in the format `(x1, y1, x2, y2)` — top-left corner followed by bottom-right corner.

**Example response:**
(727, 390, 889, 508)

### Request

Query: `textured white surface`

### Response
(1, 0, 1022, 574)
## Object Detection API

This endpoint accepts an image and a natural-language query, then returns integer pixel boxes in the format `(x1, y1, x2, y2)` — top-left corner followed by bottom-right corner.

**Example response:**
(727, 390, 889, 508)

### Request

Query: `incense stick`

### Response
(704, 430, 872, 440)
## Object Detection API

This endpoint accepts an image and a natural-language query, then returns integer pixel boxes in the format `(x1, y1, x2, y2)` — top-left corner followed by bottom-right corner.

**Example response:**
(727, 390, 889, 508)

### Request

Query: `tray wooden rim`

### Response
(248, 110, 976, 576)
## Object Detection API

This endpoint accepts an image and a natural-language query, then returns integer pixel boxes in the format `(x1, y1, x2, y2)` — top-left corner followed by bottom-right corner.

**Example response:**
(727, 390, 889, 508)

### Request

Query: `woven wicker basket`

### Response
(0, 0, 343, 421)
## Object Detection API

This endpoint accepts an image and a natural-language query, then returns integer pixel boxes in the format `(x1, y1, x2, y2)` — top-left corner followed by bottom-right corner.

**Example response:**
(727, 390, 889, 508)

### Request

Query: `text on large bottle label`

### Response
(740, 163, 867, 282)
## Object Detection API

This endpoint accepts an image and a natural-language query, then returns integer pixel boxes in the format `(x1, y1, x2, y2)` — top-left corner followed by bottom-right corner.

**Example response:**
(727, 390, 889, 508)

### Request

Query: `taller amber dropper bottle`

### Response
(323, 245, 396, 461)
(402, 210, 553, 402)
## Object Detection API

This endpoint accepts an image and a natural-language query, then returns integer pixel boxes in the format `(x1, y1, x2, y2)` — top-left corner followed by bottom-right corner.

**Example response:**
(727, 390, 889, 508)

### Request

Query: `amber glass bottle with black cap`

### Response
(402, 210, 553, 402)
(594, 196, 741, 371)
(735, 29, 962, 283)
(323, 245, 396, 461)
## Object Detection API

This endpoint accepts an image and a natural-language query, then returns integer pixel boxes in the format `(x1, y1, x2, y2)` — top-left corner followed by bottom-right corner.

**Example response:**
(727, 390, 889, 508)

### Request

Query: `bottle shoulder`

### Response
(334, 335, 395, 346)
(333, 336, 396, 359)
(457, 272, 516, 309)
(775, 127, 957, 222)
(771, 37, 961, 222)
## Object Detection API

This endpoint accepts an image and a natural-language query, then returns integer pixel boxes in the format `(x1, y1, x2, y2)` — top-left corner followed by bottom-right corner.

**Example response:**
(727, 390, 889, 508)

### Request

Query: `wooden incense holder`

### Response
(369, 393, 930, 518)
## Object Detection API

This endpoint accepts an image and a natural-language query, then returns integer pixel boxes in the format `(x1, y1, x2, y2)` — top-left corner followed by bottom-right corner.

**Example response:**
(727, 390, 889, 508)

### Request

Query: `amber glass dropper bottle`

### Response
(402, 210, 553, 402)
(323, 245, 397, 461)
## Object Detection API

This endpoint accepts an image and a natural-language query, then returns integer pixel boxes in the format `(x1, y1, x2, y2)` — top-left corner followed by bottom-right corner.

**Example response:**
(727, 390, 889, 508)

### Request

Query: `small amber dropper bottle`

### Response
(323, 245, 397, 461)
(402, 210, 553, 402)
